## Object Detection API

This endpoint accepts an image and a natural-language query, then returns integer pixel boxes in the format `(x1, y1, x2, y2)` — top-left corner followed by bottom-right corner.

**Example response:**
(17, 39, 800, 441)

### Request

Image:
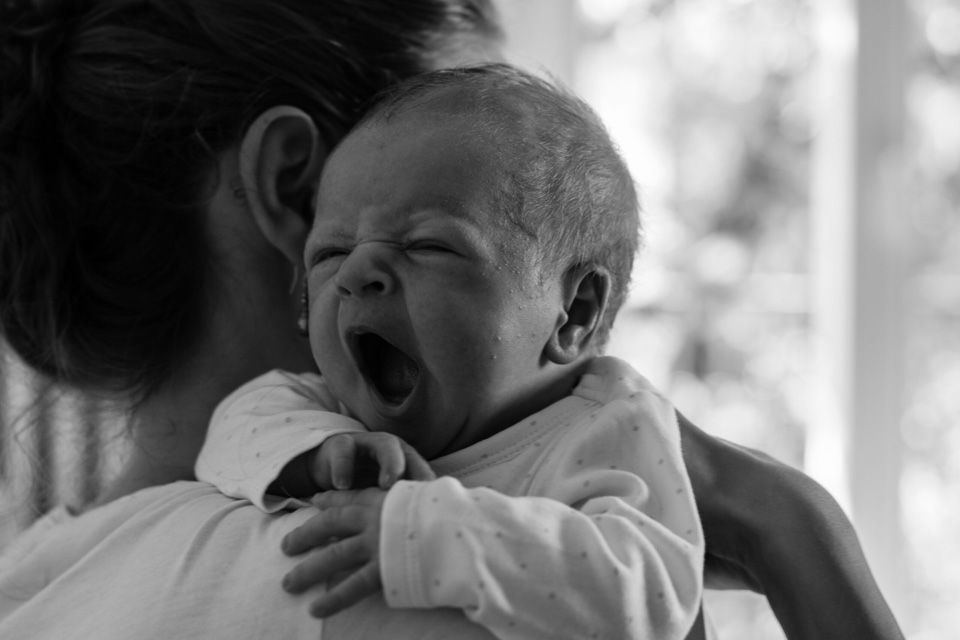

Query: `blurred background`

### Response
(492, 0, 957, 638)
(0, 1, 956, 638)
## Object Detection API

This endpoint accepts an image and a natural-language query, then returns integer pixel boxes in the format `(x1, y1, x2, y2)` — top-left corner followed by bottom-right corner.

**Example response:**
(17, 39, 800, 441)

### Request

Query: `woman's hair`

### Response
(0, 0, 501, 401)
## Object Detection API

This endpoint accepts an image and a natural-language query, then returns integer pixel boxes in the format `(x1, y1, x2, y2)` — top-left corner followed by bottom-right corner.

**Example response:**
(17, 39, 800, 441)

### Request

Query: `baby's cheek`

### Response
(308, 304, 340, 360)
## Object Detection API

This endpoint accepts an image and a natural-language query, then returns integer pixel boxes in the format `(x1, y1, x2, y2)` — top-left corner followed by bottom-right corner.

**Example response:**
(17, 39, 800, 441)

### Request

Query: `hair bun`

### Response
(1, 0, 89, 381)
(1, 0, 86, 207)
(0, 0, 36, 25)
(1, 0, 85, 108)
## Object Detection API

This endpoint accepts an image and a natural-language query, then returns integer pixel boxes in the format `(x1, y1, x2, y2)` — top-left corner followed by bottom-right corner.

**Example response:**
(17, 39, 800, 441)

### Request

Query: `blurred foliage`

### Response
(577, 0, 813, 470)
(902, 0, 960, 636)
(576, 0, 959, 638)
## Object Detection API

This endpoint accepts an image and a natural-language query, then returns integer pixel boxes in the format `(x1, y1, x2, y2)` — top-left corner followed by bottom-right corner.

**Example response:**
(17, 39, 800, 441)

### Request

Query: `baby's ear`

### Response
(544, 265, 611, 365)
(239, 105, 327, 267)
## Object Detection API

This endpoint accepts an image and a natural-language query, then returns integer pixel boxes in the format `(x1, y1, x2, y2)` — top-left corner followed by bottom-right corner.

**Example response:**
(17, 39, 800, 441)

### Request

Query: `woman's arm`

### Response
(678, 412, 905, 640)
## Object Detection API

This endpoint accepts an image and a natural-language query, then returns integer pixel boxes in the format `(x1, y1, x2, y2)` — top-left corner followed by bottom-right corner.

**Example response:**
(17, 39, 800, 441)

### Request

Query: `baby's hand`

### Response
(282, 489, 387, 618)
(311, 432, 435, 491)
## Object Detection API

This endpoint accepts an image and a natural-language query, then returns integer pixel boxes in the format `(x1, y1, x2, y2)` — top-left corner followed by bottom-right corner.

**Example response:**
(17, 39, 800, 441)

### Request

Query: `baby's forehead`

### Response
(326, 86, 545, 255)
(346, 111, 515, 204)
(323, 116, 517, 224)
(357, 103, 504, 154)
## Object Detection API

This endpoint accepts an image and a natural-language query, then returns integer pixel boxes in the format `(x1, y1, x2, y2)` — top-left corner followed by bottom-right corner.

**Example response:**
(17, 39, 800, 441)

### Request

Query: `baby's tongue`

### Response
(371, 342, 419, 404)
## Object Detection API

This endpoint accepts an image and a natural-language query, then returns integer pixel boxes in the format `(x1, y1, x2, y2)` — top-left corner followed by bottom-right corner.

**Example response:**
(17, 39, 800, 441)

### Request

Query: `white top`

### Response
(0, 482, 496, 640)
(198, 356, 705, 640)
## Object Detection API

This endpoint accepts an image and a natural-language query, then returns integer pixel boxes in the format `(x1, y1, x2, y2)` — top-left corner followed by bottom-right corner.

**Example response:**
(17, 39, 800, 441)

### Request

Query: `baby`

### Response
(197, 64, 703, 640)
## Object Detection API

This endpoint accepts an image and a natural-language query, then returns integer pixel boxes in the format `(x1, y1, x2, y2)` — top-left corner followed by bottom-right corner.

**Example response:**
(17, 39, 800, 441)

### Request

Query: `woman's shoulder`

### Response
(0, 482, 202, 581)
(0, 505, 75, 578)
(0, 481, 323, 639)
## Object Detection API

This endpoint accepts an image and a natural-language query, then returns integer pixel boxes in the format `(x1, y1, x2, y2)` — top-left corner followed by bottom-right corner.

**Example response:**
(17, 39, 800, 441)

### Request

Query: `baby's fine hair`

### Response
(0, 0, 501, 401)
(357, 64, 641, 349)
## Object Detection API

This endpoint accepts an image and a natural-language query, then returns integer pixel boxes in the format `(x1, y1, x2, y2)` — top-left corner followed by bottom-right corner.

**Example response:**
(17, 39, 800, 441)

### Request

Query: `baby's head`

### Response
(305, 63, 640, 458)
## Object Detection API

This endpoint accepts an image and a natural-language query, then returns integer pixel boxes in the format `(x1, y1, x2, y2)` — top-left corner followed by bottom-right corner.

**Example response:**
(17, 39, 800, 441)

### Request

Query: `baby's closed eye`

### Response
(405, 240, 458, 255)
(309, 247, 350, 267)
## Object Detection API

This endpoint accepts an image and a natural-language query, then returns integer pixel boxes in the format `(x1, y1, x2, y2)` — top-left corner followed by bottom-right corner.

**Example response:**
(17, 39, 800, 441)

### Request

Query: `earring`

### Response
(289, 264, 300, 295)
(298, 280, 309, 337)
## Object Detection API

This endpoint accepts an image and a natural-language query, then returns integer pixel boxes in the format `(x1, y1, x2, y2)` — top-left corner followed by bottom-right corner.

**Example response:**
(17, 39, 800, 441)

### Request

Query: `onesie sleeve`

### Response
(195, 370, 366, 512)
(379, 359, 704, 640)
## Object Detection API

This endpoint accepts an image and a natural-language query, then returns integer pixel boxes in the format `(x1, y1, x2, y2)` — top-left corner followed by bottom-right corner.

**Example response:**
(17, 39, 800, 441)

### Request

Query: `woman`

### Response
(0, 1, 902, 638)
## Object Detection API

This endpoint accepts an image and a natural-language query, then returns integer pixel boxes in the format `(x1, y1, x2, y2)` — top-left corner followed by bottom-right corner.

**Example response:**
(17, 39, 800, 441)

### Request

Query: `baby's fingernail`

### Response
(333, 477, 349, 490)
(282, 575, 292, 591)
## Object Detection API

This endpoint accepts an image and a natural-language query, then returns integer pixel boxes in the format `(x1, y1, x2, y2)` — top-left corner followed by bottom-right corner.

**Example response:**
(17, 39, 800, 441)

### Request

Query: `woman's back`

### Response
(0, 480, 495, 639)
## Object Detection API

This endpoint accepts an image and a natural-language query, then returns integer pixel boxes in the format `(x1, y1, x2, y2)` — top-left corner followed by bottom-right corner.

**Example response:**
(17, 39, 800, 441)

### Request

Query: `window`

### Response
(495, 0, 959, 637)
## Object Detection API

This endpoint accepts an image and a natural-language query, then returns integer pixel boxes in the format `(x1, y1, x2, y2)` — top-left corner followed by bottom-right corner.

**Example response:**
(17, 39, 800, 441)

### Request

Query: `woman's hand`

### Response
(677, 411, 905, 640)
(282, 488, 388, 618)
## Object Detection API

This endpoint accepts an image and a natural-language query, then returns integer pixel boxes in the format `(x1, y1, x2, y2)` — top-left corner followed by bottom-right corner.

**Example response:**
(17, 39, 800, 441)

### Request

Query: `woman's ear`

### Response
(238, 105, 327, 266)
(544, 266, 612, 365)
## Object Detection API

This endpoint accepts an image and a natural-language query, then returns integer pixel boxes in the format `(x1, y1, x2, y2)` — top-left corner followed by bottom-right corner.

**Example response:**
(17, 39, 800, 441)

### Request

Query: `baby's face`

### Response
(305, 111, 564, 459)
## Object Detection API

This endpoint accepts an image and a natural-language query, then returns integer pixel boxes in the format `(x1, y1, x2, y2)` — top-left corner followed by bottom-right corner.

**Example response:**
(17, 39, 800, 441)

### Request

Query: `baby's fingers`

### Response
(358, 433, 435, 487)
(313, 435, 357, 490)
(308, 562, 382, 618)
(282, 505, 367, 556)
(282, 536, 367, 594)
(355, 433, 407, 488)
(399, 441, 435, 482)
(314, 432, 433, 491)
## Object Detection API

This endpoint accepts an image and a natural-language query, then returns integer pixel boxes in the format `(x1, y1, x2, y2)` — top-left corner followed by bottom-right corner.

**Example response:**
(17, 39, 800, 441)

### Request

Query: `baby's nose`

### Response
(335, 245, 395, 299)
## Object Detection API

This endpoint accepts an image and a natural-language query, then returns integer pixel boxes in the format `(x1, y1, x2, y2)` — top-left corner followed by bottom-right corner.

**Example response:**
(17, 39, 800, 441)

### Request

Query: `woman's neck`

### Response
(96, 329, 316, 506)
(93, 369, 226, 506)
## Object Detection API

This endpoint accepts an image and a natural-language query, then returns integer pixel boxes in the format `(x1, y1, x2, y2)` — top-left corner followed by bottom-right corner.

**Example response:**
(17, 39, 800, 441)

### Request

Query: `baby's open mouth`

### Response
(357, 333, 420, 405)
